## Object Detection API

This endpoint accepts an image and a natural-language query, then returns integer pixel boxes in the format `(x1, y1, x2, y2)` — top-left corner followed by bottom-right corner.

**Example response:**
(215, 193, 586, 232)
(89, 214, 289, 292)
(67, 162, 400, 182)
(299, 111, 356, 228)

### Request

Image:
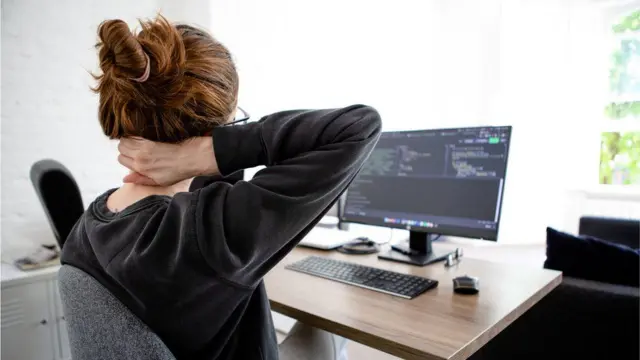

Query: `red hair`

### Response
(92, 15, 239, 142)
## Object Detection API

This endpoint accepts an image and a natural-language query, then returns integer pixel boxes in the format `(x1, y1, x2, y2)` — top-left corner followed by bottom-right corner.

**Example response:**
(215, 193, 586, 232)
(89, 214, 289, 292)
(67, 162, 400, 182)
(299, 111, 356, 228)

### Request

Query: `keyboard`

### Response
(285, 256, 438, 299)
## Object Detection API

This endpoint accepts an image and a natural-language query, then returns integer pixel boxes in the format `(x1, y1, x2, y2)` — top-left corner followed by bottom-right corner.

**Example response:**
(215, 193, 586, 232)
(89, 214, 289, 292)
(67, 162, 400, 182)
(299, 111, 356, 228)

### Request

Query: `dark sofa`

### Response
(470, 216, 639, 360)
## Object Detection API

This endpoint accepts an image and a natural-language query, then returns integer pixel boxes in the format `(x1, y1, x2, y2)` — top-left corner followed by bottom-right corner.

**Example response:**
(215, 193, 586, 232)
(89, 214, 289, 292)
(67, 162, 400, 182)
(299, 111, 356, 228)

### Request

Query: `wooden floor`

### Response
(276, 331, 399, 360)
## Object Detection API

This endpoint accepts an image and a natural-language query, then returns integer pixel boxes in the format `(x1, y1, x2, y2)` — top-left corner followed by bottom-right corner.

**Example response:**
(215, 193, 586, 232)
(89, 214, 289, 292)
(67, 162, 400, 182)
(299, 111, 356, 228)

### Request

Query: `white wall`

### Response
(209, 0, 503, 130)
(0, 0, 211, 259)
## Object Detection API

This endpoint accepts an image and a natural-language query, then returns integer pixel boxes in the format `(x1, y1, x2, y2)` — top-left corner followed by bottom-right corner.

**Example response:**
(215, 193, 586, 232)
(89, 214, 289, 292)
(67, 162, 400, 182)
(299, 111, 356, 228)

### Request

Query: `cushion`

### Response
(545, 227, 640, 288)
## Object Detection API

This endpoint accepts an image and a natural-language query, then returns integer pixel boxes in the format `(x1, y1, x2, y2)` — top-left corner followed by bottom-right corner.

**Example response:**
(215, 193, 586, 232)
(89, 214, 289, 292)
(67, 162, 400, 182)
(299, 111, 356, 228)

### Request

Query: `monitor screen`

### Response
(342, 126, 511, 240)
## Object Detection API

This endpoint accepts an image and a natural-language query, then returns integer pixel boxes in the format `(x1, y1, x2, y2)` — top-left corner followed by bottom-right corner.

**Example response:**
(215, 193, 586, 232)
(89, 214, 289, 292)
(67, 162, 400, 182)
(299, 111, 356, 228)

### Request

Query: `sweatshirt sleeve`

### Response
(194, 104, 381, 288)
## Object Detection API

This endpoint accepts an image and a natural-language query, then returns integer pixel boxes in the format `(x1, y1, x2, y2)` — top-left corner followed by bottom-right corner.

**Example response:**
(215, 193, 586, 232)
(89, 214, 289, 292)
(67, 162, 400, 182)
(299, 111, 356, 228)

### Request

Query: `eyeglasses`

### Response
(222, 106, 251, 127)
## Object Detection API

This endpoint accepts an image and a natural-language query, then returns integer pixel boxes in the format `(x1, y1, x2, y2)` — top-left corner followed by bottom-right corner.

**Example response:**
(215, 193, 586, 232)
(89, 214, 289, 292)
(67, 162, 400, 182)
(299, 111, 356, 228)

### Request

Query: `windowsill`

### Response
(572, 185, 640, 201)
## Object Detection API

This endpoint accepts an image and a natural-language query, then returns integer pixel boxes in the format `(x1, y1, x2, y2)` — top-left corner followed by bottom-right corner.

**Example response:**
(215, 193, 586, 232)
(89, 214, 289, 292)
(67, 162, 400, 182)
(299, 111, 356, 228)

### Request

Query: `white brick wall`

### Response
(0, 0, 210, 260)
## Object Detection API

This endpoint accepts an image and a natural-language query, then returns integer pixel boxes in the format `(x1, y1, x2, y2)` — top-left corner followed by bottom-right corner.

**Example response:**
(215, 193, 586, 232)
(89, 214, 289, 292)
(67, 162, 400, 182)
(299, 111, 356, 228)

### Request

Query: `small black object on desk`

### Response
(453, 275, 479, 295)
(337, 237, 379, 255)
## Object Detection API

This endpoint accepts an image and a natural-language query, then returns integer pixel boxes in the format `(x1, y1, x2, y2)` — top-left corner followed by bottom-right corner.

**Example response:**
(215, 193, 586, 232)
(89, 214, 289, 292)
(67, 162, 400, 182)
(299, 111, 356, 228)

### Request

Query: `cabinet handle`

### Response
(40, 319, 47, 325)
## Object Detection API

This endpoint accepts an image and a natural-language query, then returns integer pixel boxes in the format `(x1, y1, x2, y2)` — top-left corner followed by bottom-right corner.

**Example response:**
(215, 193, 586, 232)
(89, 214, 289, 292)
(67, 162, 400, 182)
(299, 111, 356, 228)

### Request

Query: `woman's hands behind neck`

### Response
(117, 136, 219, 186)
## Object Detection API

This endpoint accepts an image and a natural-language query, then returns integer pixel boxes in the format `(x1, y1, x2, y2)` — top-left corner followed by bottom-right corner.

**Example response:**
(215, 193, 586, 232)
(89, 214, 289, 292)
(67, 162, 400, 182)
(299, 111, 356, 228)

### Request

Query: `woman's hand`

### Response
(118, 137, 219, 186)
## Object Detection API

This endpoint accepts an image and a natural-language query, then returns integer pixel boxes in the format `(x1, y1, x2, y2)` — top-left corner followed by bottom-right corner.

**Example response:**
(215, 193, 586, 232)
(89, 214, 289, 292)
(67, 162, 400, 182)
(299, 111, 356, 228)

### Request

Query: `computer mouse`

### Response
(453, 275, 479, 295)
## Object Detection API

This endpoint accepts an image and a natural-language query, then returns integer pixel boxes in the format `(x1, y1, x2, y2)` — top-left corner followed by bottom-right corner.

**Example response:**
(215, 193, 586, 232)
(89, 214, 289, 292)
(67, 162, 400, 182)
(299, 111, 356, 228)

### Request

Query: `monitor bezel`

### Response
(340, 125, 512, 242)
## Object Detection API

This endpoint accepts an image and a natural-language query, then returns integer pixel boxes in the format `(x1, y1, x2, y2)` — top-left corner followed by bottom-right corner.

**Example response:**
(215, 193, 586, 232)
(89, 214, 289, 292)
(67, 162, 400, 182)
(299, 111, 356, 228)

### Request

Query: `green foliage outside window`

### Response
(600, 132, 640, 184)
(600, 10, 640, 185)
(612, 10, 640, 33)
(607, 38, 640, 99)
(604, 100, 640, 119)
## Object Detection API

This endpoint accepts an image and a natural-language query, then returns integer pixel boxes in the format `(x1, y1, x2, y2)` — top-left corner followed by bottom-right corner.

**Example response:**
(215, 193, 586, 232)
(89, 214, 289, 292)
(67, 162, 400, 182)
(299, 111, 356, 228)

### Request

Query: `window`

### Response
(600, 9, 640, 185)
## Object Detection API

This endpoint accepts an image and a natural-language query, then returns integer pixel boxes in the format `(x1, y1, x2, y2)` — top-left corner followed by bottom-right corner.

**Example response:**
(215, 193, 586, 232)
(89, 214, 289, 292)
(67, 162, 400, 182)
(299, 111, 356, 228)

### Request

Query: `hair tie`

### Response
(131, 52, 151, 83)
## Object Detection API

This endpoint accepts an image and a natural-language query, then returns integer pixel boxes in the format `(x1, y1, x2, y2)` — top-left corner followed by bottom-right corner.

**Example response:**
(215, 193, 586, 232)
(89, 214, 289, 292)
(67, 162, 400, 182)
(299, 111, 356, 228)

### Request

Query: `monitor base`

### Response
(378, 245, 452, 266)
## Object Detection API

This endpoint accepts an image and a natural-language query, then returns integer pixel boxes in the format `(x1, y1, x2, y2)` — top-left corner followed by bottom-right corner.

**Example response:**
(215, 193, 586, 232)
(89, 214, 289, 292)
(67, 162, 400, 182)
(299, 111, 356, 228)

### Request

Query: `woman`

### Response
(61, 15, 381, 360)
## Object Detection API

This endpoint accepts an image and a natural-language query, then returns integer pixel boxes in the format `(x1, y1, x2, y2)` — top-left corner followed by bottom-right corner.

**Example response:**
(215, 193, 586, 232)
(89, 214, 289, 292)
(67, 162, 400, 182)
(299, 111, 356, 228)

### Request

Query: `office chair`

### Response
(58, 265, 176, 360)
(30, 159, 84, 248)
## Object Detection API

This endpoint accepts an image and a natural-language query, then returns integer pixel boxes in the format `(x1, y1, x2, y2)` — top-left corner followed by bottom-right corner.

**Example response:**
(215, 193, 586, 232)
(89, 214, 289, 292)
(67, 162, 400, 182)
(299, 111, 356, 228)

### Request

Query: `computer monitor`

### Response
(342, 126, 512, 266)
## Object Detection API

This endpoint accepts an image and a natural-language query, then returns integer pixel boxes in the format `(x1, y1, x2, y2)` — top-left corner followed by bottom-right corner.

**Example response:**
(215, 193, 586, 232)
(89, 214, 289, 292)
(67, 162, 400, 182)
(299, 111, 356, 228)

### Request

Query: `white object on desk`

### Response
(1, 263, 70, 360)
(297, 227, 356, 250)
(317, 216, 339, 228)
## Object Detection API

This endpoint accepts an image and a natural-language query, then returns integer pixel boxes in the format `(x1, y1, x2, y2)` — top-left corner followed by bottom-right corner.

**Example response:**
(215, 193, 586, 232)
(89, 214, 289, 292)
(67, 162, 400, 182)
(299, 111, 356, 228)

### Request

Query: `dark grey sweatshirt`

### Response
(61, 105, 382, 360)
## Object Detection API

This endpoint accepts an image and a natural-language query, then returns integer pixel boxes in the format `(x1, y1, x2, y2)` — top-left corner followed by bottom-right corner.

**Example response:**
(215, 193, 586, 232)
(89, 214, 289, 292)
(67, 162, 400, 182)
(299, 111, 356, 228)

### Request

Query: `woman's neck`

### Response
(106, 179, 191, 213)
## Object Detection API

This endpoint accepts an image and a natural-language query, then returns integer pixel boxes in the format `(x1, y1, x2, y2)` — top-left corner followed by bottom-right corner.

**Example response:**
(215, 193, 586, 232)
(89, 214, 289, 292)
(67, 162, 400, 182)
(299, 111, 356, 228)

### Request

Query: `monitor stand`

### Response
(378, 230, 453, 266)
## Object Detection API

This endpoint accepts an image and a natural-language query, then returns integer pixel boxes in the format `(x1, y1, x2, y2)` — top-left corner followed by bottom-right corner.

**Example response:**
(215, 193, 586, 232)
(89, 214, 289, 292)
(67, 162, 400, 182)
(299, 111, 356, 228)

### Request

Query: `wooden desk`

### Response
(265, 247, 561, 360)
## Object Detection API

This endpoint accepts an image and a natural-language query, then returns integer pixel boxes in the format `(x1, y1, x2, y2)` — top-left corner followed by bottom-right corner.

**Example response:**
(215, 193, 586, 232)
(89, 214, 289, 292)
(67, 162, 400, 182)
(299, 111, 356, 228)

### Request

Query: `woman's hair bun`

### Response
(96, 19, 149, 81)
